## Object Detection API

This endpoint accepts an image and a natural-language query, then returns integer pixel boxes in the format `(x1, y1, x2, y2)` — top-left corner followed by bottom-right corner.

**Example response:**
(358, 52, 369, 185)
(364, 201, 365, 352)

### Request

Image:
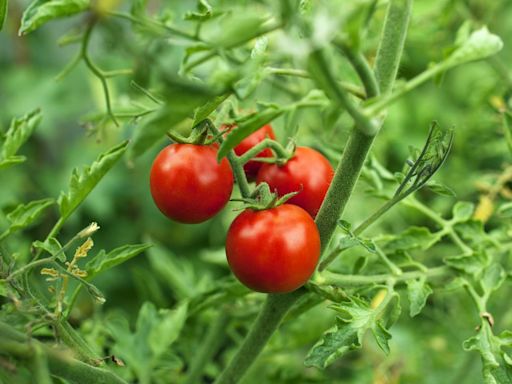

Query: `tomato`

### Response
(256, 147, 334, 218)
(228, 124, 276, 179)
(226, 204, 321, 293)
(150, 144, 233, 223)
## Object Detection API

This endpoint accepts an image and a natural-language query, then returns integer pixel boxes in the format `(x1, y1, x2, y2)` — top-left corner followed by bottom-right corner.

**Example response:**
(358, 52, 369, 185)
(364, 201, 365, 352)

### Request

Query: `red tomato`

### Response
(226, 204, 321, 293)
(227, 124, 276, 179)
(256, 147, 334, 218)
(150, 144, 233, 223)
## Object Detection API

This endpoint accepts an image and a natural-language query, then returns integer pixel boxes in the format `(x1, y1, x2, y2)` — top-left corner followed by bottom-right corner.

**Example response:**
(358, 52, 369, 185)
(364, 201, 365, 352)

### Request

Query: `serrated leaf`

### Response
(452, 201, 475, 222)
(444, 250, 489, 276)
(19, 0, 89, 35)
(86, 243, 152, 277)
(481, 264, 506, 295)
(217, 107, 284, 160)
(427, 180, 456, 197)
(305, 294, 396, 368)
(192, 94, 230, 127)
(454, 220, 491, 248)
(32, 237, 65, 262)
(406, 278, 433, 317)
(446, 27, 503, 69)
(382, 226, 442, 253)
(0, 0, 7, 31)
(5, 198, 54, 234)
(1, 109, 41, 159)
(58, 141, 128, 220)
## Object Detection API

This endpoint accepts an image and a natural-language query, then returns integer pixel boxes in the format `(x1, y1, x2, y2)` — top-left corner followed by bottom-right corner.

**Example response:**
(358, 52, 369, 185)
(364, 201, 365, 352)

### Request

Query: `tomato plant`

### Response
(150, 144, 233, 223)
(226, 204, 320, 293)
(257, 146, 334, 217)
(1, 1, 511, 384)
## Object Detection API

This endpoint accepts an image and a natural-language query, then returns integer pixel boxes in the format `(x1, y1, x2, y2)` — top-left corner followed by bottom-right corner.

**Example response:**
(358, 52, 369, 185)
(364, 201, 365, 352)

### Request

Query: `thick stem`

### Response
(373, 0, 413, 94)
(184, 311, 229, 384)
(214, 290, 303, 384)
(316, 129, 376, 252)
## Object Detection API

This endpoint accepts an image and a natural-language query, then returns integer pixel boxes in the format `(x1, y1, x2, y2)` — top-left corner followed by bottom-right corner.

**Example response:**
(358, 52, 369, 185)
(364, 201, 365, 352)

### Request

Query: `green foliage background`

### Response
(1, 0, 512, 383)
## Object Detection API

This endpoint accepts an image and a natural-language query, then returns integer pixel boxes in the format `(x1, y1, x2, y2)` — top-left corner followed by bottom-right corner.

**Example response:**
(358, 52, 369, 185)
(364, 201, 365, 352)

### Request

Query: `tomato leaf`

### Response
(5, 198, 54, 235)
(0, 0, 7, 31)
(1, 108, 41, 161)
(207, 14, 269, 49)
(451, 201, 475, 223)
(86, 244, 152, 277)
(58, 140, 128, 221)
(19, 0, 90, 35)
(463, 324, 512, 384)
(107, 301, 187, 383)
(381, 226, 443, 253)
(444, 250, 489, 277)
(192, 93, 230, 127)
(32, 237, 65, 262)
(406, 278, 433, 317)
(305, 294, 399, 368)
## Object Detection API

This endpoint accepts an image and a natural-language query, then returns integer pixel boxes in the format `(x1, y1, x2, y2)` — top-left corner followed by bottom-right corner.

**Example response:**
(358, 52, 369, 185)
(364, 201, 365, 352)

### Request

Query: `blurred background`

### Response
(1, 0, 512, 383)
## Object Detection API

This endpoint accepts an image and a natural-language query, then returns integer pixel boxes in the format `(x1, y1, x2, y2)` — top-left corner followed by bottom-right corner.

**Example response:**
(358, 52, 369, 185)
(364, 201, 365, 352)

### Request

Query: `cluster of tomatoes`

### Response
(149, 124, 334, 293)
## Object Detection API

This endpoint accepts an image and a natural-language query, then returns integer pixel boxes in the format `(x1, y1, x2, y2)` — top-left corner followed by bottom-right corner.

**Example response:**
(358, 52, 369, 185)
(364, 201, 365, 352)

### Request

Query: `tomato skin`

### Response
(150, 144, 233, 224)
(226, 204, 321, 293)
(256, 147, 334, 218)
(231, 124, 276, 179)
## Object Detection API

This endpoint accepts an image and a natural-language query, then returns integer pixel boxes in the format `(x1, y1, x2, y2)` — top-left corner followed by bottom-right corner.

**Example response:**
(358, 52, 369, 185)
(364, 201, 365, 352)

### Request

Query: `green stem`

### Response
(353, 197, 398, 236)
(214, 290, 304, 384)
(31, 344, 53, 384)
(337, 44, 380, 98)
(184, 311, 229, 384)
(373, 0, 413, 94)
(237, 139, 291, 165)
(320, 266, 450, 286)
(265, 67, 366, 99)
(208, 122, 251, 198)
(55, 321, 102, 366)
(375, 244, 402, 275)
(81, 20, 118, 126)
(5, 257, 54, 281)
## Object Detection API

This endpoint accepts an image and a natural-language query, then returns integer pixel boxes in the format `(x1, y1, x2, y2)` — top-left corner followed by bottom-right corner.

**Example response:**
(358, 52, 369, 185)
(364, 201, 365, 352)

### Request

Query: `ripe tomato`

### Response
(227, 124, 276, 179)
(256, 147, 334, 218)
(226, 204, 321, 293)
(150, 144, 233, 223)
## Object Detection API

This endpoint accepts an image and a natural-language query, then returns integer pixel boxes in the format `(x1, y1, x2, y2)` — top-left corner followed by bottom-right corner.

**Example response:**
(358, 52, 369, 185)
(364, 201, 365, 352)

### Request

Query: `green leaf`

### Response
(0, 0, 7, 31)
(1, 109, 41, 159)
(406, 278, 433, 317)
(0, 156, 26, 170)
(454, 220, 491, 248)
(217, 107, 284, 160)
(0, 280, 8, 297)
(207, 14, 268, 49)
(497, 202, 512, 218)
(58, 141, 128, 220)
(5, 198, 54, 234)
(481, 264, 506, 296)
(19, 0, 90, 35)
(184, 0, 214, 21)
(444, 251, 489, 277)
(463, 324, 512, 384)
(382, 226, 442, 253)
(32, 237, 65, 262)
(445, 27, 503, 69)
(427, 180, 456, 197)
(86, 244, 152, 278)
(305, 294, 396, 368)
(108, 301, 188, 383)
(192, 94, 230, 127)
(452, 201, 475, 223)
(128, 79, 216, 160)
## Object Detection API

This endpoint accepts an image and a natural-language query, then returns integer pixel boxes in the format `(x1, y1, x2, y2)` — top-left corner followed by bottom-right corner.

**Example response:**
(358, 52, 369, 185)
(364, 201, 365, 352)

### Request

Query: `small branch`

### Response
(207, 121, 251, 198)
(237, 138, 291, 165)
(320, 266, 450, 287)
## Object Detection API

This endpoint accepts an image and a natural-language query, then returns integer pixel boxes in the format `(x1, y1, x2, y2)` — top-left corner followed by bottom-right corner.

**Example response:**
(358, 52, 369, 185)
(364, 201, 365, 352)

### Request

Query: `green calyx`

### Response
(231, 182, 299, 211)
